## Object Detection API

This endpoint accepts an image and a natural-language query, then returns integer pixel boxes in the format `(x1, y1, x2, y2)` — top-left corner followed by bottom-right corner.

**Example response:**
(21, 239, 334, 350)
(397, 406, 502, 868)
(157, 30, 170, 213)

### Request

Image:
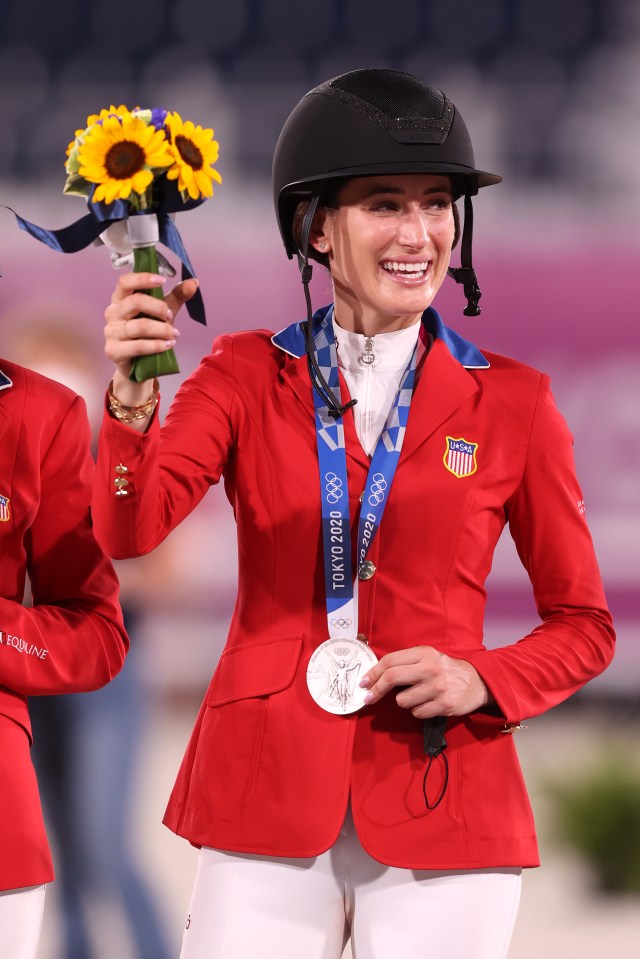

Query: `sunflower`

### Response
(77, 113, 172, 205)
(164, 111, 221, 201)
(66, 105, 130, 158)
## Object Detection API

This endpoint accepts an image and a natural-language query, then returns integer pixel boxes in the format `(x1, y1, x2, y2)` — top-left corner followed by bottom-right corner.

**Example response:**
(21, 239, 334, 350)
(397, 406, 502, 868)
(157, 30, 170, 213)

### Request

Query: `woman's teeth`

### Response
(381, 261, 428, 275)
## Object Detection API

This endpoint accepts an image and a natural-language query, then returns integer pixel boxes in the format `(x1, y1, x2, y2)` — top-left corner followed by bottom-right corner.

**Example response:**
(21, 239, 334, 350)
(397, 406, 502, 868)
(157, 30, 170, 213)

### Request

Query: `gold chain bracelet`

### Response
(108, 379, 159, 423)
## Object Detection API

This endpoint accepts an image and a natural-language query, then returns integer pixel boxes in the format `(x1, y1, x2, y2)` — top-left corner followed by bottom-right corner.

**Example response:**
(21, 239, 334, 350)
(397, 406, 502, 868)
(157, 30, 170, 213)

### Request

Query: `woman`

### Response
(0, 355, 128, 959)
(93, 69, 614, 959)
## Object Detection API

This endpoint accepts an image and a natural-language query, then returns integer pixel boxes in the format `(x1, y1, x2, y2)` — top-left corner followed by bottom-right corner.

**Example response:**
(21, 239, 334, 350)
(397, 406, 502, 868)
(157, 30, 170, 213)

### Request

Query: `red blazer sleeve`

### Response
(93, 335, 236, 558)
(466, 374, 615, 724)
(0, 394, 128, 697)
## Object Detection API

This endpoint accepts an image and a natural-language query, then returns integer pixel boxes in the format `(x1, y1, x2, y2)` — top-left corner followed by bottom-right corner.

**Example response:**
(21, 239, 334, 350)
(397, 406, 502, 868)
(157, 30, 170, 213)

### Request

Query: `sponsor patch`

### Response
(443, 436, 478, 478)
(0, 631, 48, 659)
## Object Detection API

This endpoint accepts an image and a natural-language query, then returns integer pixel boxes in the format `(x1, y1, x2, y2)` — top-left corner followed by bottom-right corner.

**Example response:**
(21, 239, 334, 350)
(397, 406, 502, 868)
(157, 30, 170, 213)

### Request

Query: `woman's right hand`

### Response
(104, 271, 198, 407)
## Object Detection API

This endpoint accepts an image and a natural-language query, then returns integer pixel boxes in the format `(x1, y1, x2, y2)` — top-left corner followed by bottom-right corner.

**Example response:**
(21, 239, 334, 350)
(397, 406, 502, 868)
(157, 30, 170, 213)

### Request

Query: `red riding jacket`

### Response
(94, 308, 614, 870)
(0, 360, 128, 891)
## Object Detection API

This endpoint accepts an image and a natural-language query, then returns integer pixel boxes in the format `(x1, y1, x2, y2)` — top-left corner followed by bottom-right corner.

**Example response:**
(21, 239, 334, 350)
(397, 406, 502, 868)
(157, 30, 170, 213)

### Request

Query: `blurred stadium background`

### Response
(0, 0, 638, 956)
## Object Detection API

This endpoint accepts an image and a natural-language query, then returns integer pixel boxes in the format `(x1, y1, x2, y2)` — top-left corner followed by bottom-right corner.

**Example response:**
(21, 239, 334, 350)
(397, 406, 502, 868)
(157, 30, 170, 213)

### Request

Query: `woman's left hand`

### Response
(360, 646, 490, 718)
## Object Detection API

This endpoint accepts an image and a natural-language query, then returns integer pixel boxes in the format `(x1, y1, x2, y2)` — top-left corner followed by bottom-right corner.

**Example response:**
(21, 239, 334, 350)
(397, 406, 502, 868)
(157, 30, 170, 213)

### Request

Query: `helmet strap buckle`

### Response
(447, 266, 482, 317)
(447, 194, 482, 317)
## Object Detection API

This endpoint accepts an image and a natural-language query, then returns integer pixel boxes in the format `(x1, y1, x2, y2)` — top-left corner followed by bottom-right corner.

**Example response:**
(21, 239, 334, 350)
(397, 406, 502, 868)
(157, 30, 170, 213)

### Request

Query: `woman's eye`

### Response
(369, 201, 398, 212)
(427, 198, 451, 212)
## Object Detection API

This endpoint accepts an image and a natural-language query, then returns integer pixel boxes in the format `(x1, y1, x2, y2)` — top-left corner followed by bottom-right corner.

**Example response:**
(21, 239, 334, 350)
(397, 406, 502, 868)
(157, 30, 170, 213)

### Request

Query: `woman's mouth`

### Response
(380, 260, 430, 281)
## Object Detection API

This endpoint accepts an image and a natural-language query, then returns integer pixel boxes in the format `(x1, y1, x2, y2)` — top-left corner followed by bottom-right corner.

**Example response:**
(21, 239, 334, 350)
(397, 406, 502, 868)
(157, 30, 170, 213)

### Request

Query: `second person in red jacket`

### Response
(0, 357, 128, 959)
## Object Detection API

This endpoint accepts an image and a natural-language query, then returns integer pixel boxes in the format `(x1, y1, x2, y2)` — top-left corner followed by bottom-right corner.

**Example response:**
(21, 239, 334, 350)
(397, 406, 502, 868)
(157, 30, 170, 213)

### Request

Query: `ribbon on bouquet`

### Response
(4, 177, 207, 325)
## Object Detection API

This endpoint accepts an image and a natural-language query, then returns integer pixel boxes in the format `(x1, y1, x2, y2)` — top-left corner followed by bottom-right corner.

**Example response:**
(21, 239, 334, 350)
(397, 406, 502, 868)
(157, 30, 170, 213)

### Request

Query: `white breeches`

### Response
(180, 809, 521, 959)
(0, 884, 46, 959)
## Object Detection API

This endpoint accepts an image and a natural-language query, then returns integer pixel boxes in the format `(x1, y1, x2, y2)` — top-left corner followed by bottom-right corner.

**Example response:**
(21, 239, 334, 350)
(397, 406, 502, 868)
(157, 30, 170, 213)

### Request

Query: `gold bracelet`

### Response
(108, 379, 159, 423)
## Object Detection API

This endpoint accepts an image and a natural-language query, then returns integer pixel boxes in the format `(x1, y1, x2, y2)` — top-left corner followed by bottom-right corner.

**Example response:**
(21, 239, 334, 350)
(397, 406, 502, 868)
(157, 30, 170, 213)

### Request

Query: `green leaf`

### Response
(63, 174, 91, 197)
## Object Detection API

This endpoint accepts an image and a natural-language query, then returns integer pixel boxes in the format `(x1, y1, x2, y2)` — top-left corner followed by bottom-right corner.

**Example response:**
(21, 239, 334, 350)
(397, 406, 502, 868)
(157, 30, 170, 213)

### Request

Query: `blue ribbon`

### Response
(313, 306, 417, 625)
(4, 176, 207, 325)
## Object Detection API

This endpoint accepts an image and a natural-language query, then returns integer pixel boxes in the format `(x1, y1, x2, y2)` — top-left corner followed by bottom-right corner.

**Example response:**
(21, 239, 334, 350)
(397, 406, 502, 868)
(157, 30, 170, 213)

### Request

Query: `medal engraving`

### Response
(307, 637, 378, 714)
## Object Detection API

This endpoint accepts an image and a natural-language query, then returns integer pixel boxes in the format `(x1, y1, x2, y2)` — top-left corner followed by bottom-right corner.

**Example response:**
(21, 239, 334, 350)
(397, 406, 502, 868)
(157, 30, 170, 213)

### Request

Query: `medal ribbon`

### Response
(313, 306, 417, 641)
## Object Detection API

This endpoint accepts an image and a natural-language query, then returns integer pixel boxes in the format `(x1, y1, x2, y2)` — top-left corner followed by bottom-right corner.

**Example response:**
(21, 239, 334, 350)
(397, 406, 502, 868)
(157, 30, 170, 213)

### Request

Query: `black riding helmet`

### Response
(272, 69, 502, 415)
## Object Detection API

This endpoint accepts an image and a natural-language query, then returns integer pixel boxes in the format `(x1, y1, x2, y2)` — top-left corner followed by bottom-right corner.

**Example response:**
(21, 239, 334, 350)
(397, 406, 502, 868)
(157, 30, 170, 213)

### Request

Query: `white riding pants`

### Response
(0, 884, 46, 959)
(180, 809, 522, 959)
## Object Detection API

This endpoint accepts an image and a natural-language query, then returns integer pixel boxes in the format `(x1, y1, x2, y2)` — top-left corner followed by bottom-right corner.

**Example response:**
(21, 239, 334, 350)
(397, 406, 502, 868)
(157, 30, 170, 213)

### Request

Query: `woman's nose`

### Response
(398, 208, 430, 248)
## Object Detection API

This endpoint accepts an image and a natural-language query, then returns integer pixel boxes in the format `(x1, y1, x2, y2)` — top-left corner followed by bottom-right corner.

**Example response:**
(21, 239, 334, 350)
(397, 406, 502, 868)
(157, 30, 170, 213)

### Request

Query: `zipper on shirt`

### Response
(359, 337, 375, 453)
(360, 338, 375, 366)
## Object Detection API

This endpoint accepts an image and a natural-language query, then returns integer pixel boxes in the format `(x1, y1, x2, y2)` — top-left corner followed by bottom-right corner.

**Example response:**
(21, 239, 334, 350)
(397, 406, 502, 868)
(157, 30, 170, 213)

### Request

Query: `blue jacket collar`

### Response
(271, 305, 490, 370)
(0, 368, 12, 391)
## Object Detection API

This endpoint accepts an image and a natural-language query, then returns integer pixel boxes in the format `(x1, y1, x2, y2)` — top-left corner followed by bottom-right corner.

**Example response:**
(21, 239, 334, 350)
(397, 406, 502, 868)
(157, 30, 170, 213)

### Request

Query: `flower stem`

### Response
(129, 244, 180, 381)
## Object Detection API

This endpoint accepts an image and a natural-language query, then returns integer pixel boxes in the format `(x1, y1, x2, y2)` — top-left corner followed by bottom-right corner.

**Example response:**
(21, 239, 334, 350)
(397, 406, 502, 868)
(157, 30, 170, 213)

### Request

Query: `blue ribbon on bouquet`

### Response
(4, 177, 207, 325)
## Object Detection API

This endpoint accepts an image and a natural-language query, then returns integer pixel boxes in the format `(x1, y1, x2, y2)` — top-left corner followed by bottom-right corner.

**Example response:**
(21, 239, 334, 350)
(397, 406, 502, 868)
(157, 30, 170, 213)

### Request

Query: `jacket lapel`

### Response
(271, 307, 487, 471)
(0, 369, 13, 442)
(276, 352, 370, 470)
(400, 337, 481, 465)
(273, 323, 370, 469)
(276, 350, 314, 418)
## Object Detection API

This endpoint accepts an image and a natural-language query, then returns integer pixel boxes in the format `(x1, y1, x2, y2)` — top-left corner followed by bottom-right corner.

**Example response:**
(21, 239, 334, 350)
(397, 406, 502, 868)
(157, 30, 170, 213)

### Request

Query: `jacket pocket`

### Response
(207, 635, 303, 707)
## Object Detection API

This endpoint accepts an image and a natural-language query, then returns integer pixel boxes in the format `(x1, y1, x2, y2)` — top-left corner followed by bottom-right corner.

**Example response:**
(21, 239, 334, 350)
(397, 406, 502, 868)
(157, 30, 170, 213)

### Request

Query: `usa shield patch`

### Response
(443, 436, 478, 478)
(0, 494, 10, 522)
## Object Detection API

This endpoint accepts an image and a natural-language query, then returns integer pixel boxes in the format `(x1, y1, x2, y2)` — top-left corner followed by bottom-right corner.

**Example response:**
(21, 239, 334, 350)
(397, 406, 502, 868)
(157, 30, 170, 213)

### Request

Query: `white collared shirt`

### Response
(333, 321, 421, 456)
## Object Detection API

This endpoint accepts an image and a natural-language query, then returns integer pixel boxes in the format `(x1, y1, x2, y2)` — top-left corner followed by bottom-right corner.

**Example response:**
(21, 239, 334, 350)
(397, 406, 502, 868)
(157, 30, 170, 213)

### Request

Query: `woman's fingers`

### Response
(110, 271, 167, 303)
(108, 331, 178, 365)
(105, 292, 174, 326)
(359, 646, 489, 717)
(360, 648, 431, 699)
(165, 277, 199, 315)
(107, 274, 196, 327)
(104, 272, 195, 378)
(109, 313, 177, 342)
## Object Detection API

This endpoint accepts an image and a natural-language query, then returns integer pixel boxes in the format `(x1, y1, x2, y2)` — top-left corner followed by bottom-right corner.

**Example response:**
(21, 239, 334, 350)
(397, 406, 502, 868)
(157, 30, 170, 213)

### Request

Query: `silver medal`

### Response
(306, 636, 378, 714)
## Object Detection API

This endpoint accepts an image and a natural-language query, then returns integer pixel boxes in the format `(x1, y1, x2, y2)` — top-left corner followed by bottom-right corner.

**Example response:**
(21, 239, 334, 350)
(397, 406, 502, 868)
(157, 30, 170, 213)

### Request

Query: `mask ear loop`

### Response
(422, 716, 449, 809)
(297, 196, 357, 419)
(447, 194, 482, 316)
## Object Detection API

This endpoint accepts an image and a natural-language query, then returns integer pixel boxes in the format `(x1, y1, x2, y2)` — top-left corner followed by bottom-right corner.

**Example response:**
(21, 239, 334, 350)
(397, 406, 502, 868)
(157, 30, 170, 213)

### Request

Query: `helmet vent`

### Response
(313, 69, 454, 136)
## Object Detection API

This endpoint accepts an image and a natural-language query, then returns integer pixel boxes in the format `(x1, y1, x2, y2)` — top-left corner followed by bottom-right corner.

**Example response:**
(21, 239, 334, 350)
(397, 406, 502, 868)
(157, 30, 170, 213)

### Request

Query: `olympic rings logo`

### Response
(368, 472, 387, 506)
(330, 618, 353, 629)
(325, 471, 344, 504)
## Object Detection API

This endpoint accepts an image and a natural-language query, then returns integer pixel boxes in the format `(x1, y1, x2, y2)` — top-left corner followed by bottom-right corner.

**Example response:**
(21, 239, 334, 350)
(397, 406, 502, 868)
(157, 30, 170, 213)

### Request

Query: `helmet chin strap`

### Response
(297, 196, 357, 420)
(447, 194, 482, 316)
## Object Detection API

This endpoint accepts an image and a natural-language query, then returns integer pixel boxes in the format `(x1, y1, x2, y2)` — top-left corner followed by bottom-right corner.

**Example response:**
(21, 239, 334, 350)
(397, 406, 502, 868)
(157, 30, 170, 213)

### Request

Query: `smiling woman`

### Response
(91, 68, 615, 959)
(311, 174, 455, 333)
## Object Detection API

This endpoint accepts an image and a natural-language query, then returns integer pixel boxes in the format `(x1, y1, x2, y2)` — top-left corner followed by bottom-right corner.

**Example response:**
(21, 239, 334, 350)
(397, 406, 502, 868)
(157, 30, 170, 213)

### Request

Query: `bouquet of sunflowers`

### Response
(14, 104, 221, 382)
(64, 105, 220, 207)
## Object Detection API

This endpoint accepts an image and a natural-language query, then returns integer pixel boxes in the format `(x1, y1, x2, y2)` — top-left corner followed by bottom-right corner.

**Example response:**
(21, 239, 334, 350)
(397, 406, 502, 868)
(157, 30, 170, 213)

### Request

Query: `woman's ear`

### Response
(309, 209, 332, 254)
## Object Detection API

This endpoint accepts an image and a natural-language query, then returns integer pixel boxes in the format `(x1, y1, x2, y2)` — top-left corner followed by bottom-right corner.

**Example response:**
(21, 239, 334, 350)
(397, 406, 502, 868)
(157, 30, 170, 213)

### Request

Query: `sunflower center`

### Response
(175, 135, 203, 170)
(105, 141, 146, 179)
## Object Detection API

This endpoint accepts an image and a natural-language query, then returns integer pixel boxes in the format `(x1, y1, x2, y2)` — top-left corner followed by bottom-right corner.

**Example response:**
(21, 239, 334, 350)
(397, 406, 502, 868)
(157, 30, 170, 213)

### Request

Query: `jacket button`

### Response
(500, 723, 527, 734)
